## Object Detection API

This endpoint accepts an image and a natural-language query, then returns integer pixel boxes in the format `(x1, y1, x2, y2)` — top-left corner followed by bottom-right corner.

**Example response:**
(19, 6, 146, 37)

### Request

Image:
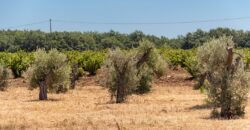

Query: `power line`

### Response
(54, 16, 250, 25)
(6, 20, 48, 29)
(3, 16, 250, 30)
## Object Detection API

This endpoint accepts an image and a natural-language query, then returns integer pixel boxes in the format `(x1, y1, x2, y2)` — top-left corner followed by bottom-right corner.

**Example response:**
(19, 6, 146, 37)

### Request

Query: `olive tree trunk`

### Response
(39, 81, 48, 100)
(115, 62, 128, 103)
(116, 75, 125, 103)
(220, 47, 233, 118)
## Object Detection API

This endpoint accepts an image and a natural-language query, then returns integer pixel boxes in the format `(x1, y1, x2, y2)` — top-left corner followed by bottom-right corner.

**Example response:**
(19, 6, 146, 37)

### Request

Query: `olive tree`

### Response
(100, 40, 166, 103)
(26, 49, 71, 100)
(135, 40, 167, 93)
(101, 49, 139, 103)
(198, 36, 250, 118)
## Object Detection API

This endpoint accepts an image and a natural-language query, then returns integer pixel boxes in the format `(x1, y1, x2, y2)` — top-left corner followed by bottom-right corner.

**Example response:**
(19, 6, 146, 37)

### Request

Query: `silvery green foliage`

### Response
(27, 49, 71, 93)
(100, 40, 167, 102)
(0, 63, 11, 91)
(102, 49, 139, 102)
(136, 64, 153, 94)
(154, 56, 167, 78)
(198, 36, 250, 118)
(198, 36, 233, 74)
(135, 40, 167, 93)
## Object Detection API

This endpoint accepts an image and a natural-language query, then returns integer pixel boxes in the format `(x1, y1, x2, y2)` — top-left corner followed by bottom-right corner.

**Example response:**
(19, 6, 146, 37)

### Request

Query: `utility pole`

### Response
(49, 19, 52, 33)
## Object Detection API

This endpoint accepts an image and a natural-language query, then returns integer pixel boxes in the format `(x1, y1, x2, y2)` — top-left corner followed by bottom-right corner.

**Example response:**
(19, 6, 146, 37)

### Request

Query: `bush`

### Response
(0, 63, 11, 91)
(78, 51, 105, 75)
(242, 48, 250, 70)
(198, 36, 250, 118)
(160, 48, 199, 79)
(136, 65, 152, 94)
(9, 52, 33, 78)
(183, 56, 200, 79)
(154, 56, 167, 78)
(65, 51, 82, 89)
(0, 52, 33, 78)
(160, 49, 195, 69)
(26, 49, 71, 100)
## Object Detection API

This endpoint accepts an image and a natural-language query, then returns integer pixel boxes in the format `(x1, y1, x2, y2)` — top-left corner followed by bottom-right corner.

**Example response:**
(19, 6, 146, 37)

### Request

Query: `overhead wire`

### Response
(53, 16, 250, 25)
(2, 16, 250, 30)
(7, 20, 48, 29)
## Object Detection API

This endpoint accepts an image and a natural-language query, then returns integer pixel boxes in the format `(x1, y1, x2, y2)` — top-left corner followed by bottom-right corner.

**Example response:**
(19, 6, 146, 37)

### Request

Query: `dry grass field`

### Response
(1, 70, 250, 130)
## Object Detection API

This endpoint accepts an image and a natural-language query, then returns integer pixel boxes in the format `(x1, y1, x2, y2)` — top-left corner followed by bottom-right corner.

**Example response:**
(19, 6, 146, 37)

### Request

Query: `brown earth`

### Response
(0, 70, 250, 130)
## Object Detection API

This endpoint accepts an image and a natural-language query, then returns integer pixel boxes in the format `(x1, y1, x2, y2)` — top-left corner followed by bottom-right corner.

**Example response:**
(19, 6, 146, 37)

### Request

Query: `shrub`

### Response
(0, 63, 11, 91)
(26, 49, 71, 100)
(11, 52, 33, 78)
(242, 48, 250, 70)
(77, 67, 86, 77)
(78, 51, 105, 75)
(65, 51, 82, 89)
(183, 56, 200, 79)
(198, 36, 250, 118)
(160, 49, 195, 69)
(136, 65, 153, 94)
(160, 48, 199, 79)
(0, 52, 33, 78)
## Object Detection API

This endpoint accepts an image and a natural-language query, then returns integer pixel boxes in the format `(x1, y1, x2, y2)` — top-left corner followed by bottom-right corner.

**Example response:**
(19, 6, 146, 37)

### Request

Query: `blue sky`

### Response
(1, 0, 250, 38)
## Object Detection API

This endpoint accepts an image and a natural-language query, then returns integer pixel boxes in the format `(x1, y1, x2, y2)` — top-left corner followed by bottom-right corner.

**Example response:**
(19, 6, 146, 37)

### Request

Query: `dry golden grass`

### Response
(1, 70, 250, 130)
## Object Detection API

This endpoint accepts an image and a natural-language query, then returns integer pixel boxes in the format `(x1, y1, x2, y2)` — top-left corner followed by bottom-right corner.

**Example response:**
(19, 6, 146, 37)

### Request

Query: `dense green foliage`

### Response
(0, 30, 168, 51)
(65, 50, 106, 76)
(78, 51, 106, 75)
(0, 43, 249, 82)
(0, 51, 105, 78)
(160, 48, 195, 69)
(198, 37, 250, 118)
(1, 28, 250, 52)
(159, 48, 200, 78)
(0, 52, 34, 78)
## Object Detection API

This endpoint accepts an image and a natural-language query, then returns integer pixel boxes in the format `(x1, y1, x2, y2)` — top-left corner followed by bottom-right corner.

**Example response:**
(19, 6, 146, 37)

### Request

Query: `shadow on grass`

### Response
(200, 115, 242, 120)
(95, 100, 116, 105)
(24, 98, 62, 102)
(188, 104, 212, 110)
(184, 76, 195, 80)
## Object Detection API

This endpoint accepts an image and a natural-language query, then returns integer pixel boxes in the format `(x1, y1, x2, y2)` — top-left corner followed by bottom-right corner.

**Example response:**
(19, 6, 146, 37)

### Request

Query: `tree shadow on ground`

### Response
(24, 98, 62, 102)
(188, 104, 213, 110)
(201, 115, 241, 120)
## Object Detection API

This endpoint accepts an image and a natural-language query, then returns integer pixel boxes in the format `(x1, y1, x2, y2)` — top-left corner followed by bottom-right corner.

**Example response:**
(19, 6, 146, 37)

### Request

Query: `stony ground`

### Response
(1, 70, 250, 130)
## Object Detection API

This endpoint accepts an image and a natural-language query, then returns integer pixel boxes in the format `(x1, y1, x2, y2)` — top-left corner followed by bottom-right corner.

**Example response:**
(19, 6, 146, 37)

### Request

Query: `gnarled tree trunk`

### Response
(220, 47, 244, 118)
(116, 77, 125, 103)
(70, 63, 78, 89)
(39, 81, 48, 100)
(115, 62, 127, 103)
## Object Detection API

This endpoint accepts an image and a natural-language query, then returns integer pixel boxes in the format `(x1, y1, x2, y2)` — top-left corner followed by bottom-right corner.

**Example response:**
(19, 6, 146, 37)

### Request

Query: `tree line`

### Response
(1, 27, 250, 52)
